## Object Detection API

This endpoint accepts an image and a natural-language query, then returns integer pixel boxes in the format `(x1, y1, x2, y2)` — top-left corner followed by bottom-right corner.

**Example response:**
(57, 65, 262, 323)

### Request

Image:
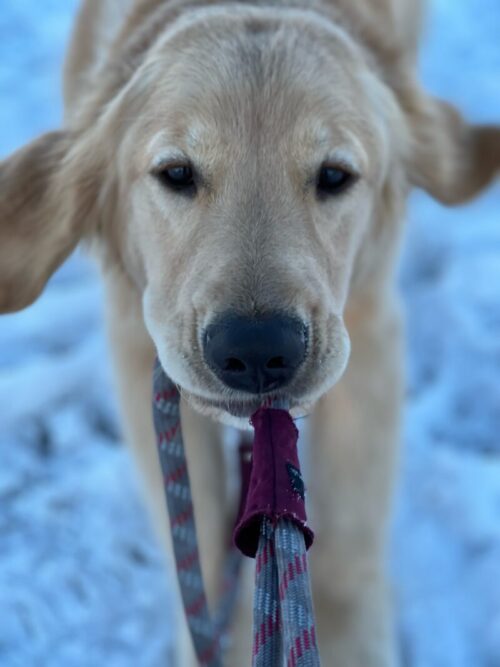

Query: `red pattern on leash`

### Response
(279, 552, 307, 600)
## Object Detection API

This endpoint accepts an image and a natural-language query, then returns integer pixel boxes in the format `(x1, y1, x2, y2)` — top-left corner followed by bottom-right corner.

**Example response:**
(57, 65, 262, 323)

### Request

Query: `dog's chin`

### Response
(183, 390, 315, 429)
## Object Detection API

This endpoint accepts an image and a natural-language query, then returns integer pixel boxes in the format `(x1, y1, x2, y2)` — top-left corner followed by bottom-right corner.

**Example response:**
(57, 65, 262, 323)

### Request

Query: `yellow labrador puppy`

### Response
(1, 0, 499, 665)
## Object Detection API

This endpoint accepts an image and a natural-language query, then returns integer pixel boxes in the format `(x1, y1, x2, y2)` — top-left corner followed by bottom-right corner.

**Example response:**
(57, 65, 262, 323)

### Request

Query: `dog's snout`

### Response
(203, 313, 307, 394)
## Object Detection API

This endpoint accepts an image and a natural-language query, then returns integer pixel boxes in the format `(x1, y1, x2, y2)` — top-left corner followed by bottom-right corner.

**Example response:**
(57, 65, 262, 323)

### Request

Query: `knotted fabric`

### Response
(152, 359, 321, 666)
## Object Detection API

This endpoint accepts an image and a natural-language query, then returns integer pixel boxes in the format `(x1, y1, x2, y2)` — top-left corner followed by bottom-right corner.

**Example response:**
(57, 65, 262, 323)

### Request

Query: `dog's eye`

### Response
(155, 164, 196, 193)
(317, 165, 356, 197)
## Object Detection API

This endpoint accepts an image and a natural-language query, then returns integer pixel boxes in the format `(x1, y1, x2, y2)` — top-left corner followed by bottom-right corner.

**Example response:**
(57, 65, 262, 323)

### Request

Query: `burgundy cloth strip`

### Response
(234, 407, 314, 558)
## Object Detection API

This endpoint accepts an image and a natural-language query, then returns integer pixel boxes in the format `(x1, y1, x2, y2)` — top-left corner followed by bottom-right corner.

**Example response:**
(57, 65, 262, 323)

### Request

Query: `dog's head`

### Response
(1, 7, 499, 423)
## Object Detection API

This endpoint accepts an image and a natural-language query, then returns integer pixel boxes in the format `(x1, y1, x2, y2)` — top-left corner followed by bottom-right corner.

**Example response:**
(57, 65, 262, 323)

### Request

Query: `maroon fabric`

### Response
(234, 408, 314, 558)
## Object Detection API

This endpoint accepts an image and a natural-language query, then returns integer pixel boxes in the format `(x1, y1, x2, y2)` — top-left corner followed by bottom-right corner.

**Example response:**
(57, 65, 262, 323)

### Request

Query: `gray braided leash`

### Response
(152, 359, 321, 666)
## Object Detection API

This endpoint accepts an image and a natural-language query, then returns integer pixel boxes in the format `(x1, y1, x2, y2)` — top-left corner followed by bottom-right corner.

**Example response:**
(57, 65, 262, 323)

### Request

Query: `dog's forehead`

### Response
(145, 46, 374, 157)
(134, 13, 394, 181)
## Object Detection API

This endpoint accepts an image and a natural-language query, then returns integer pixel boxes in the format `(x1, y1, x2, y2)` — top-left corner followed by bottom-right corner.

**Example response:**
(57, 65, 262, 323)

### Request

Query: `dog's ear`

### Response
(398, 77, 500, 204)
(0, 130, 100, 313)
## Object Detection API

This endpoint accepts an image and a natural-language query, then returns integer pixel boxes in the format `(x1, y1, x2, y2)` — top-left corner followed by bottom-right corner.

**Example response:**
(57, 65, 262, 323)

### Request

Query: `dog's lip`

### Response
(184, 386, 315, 420)
(196, 394, 283, 417)
(185, 387, 294, 417)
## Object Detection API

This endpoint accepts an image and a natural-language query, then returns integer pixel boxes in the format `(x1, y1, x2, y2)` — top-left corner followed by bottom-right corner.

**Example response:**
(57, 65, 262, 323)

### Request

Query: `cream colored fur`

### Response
(1, 1, 499, 665)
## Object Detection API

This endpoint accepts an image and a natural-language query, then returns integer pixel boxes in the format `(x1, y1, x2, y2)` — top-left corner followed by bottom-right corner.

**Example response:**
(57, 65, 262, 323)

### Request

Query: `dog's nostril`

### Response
(224, 357, 247, 373)
(266, 356, 286, 370)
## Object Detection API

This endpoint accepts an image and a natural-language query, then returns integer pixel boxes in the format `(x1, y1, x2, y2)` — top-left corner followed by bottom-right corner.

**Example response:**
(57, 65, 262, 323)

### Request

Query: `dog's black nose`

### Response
(203, 313, 307, 394)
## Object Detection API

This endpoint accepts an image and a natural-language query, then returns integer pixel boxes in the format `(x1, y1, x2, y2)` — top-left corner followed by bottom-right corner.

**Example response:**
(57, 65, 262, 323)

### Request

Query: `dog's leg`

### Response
(308, 298, 403, 667)
(104, 276, 227, 667)
(225, 555, 255, 665)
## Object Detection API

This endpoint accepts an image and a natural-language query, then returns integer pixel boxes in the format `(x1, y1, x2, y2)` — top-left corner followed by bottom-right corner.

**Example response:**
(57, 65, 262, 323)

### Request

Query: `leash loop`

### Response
(152, 360, 321, 666)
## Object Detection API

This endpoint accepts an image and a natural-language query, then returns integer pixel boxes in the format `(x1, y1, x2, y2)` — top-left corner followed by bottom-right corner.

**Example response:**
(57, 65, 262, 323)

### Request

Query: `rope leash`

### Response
(152, 359, 321, 666)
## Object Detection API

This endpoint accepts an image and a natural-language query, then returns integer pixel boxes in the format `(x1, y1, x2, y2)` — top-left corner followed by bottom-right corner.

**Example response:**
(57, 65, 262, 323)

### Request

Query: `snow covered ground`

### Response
(0, 2, 499, 666)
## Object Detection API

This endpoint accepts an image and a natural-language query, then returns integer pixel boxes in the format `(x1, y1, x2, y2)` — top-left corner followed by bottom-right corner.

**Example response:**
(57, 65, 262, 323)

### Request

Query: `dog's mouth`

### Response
(183, 388, 314, 426)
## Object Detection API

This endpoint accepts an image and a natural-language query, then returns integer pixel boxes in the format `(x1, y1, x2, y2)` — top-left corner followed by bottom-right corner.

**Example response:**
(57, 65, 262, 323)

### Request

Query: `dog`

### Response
(1, 0, 499, 664)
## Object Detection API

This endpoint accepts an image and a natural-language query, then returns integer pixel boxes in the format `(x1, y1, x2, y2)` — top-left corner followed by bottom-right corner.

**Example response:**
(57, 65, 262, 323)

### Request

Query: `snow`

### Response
(0, 2, 499, 666)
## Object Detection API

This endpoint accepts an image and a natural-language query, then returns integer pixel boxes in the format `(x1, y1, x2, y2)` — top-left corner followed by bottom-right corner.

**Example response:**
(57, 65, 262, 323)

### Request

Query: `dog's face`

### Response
(116, 13, 404, 421)
(1, 8, 498, 424)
